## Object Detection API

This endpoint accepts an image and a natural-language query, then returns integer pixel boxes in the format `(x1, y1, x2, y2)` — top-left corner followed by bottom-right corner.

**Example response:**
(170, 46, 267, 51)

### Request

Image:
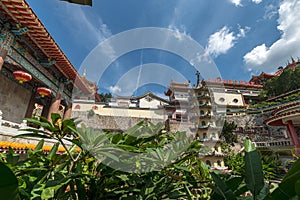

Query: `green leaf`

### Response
(0, 162, 19, 200)
(295, 179, 300, 196)
(75, 179, 87, 200)
(244, 139, 264, 197)
(34, 139, 45, 152)
(211, 172, 237, 200)
(51, 113, 61, 125)
(6, 148, 20, 165)
(41, 187, 54, 199)
(47, 143, 59, 160)
(124, 121, 144, 137)
(225, 176, 243, 191)
(269, 158, 300, 199)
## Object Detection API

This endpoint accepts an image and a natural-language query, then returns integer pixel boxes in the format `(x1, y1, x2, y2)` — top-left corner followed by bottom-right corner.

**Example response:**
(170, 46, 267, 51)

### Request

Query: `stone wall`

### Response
(0, 73, 31, 123)
(225, 112, 287, 141)
(72, 111, 164, 131)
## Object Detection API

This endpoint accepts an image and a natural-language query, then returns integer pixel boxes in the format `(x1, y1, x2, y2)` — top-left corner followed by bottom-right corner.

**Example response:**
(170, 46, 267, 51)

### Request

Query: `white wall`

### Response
(72, 102, 167, 119)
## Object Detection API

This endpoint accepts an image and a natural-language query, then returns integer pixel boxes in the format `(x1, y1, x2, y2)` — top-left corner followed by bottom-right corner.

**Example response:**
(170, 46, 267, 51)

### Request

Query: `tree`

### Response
(97, 92, 112, 102)
(220, 120, 238, 145)
(263, 67, 300, 97)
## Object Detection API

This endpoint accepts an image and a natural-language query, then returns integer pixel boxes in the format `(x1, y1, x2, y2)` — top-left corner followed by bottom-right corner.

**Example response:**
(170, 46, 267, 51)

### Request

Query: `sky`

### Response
(26, 0, 300, 97)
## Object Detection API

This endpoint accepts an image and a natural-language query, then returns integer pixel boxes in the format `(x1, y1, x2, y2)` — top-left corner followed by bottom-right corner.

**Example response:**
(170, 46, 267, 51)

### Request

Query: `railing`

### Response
(254, 140, 292, 147)
(0, 110, 72, 146)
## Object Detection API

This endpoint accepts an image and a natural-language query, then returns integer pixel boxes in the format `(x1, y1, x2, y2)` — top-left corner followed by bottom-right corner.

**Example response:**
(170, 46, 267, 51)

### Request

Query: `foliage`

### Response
(0, 162, 19, 200)
(259, 152, 285, 181)
(212, 139, 300, 200)
(263, 68, 300, 97)
(2, 114, 300, 199)
(224, 151, 245, 176)
(97, 92, 112, 102)
(87, 109, 95, 118)
(1, 114, 213, 199)
(220, 120, 238, 145)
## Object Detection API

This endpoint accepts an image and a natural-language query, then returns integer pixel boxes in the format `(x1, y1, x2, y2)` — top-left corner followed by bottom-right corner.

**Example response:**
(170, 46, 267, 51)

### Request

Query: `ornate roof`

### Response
(0, 0, 92, 93)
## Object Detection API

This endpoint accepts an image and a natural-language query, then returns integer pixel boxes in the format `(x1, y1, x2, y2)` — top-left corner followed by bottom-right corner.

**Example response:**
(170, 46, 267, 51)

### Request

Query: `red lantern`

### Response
(37, 87, 51, 98)
(13, 70, 32, 83)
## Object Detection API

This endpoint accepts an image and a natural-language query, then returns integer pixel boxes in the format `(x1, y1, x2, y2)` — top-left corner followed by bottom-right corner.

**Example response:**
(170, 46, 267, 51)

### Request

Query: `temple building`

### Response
(264, 101, 300, 156)
(164, 81, 192, 122)
(0, 0, 94, 149)
(250, 57, 300, 85)
(72, 92, 169, 131)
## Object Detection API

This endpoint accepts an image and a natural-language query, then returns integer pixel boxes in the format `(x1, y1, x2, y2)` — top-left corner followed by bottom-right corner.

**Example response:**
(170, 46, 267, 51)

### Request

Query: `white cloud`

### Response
(205, 26, 247, 57)
(168, 25, 190, 41)
(244, 44, 269, 65)
(252, 0, 262, 4)
(229, 0, 263, 6)
(237, 26, 251, 38)
(230, 0, 242, 7)
(263, 4, 278, 20)
(109, 86, 122, 94)
(243, 0, 300, 73)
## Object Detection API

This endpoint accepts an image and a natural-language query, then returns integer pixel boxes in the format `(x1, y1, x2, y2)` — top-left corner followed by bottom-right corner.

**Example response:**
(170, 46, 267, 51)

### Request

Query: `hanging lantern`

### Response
(37, 87, 51, 98)
(13, 70, 32, 84)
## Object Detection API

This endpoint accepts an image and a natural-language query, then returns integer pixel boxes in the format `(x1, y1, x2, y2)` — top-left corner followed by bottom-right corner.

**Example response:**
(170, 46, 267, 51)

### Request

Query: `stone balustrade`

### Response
(0, 110, 72, 149)
(254, 140, 292, 147)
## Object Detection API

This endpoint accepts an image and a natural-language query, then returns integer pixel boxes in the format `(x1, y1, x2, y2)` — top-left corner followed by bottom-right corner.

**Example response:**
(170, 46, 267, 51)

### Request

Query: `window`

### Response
(211, 132, 216, 139)
(200, 110, 204, 115)
(206, 160, 211, 166)
(233, 98, 238, 103)
(201, 121, 206, 126)
(74, 105, 80, 109)
(217, 160, 221, 166)
(203, 132, 207, 139)
(219, 97, 225, 102)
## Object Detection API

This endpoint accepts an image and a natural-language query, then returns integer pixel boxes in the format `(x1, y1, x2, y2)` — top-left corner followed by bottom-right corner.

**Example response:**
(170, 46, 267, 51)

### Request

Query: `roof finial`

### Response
(291, 56, 296, 63)
(83, 69, 87, 77)
(195, 70, 201, 88)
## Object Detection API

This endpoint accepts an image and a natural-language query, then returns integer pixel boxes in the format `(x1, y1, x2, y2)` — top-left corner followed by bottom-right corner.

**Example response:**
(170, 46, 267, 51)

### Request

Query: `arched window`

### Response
(201, 121, 206, 126)
(200, 110, 205, 115)
(203, 132, 207, 139)
(74, 105, 80, 110)
(217, 160, 221, 166)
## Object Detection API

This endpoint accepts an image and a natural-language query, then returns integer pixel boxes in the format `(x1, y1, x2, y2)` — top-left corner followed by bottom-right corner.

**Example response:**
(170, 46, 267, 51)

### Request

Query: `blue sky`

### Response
(26, 0, 300, 97)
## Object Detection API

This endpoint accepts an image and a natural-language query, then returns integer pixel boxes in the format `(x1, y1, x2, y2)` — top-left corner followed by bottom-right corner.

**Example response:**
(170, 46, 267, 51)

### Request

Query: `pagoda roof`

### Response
(0, 0, 92, 93)
(250, 72, 277, 82)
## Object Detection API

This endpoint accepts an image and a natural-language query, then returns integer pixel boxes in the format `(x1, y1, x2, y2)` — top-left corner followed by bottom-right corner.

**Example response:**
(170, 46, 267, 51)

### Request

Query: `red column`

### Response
(63, 102, 72, 119)
(286, 120, 300, 155)
(25, 90, 37, 118)
(47, 96, 61, 122)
